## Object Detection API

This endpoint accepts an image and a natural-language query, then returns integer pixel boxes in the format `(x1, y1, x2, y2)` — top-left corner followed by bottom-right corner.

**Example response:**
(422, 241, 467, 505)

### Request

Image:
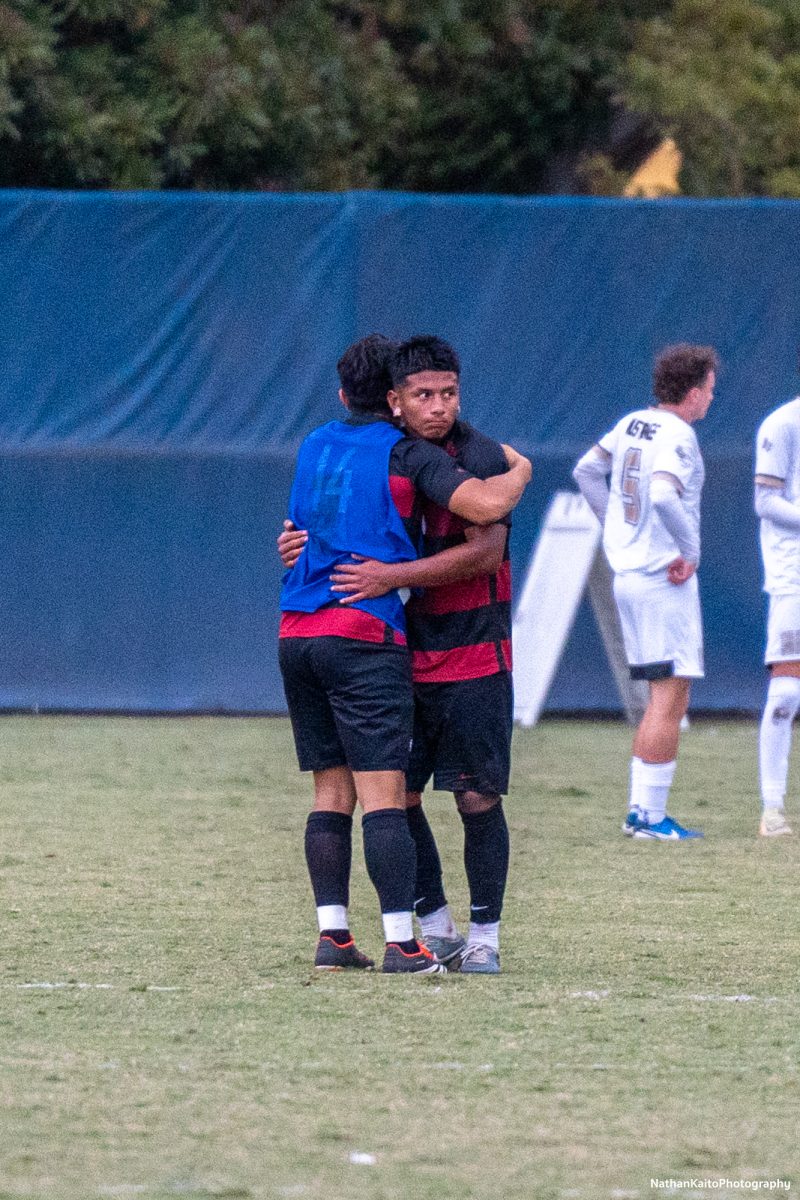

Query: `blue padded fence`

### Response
(1, 189, 796, 711)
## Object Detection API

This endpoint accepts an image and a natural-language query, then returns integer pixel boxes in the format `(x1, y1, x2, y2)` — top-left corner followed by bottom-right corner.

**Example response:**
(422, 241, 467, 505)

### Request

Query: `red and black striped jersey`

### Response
(404, 421, 512, 684)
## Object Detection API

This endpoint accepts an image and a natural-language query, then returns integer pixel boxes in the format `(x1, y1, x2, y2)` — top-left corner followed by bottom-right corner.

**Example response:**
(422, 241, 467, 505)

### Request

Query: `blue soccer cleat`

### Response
(632, 815, 703, 841)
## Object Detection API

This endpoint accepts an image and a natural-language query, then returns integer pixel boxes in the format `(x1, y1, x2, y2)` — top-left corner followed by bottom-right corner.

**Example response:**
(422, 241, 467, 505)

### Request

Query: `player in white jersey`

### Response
(754, 396, 800, 836)
(573, 344, 718, 841)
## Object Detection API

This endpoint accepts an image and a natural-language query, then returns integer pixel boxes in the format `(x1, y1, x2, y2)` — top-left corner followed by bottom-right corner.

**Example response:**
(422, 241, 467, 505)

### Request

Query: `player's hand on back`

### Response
(330, 557, 395, 603)
(278, 519, 307, 568)
(667, 556, 696, 585)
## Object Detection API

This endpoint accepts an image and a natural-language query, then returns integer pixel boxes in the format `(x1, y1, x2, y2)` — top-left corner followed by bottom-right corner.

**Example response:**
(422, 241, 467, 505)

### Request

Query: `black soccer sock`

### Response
(304, 810, 352, 909)
(393, 939, 421, 954)
(319, 929, 353, 947)
(362, 808, 417, 915)
(406, 803, 448, 917)
(459, 802, 510, 925)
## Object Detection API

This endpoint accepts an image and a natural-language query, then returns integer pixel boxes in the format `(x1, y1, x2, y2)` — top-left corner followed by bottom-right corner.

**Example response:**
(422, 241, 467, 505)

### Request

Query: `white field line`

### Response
(687, 993, 778, 1003)
(566, 989, 780, 1004)
(7, 983, 782, 1003)
(16, 982, 114, 990)
(11, 982, 180, 991)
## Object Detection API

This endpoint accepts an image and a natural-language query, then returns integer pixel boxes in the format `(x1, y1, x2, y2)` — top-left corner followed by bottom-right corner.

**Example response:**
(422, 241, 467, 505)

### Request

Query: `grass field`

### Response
(0, 714, 798, 1200)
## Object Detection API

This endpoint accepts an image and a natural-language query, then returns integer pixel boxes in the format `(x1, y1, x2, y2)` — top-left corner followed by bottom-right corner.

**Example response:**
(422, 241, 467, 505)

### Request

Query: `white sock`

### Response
(382, 911, 414, 943)
(418, 904, 461, 940)
(468, 921, 499, 951)
(759, 676, 800, 809)
(317, 904, 348, 932)
(629, 756, 644, 812)
(638, 760, 676, 824)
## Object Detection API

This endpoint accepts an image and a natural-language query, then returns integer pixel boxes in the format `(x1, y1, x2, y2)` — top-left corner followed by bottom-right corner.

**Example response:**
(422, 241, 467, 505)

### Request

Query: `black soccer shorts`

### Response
(279, 636, 414, 773)
(406, 669, 513, 797)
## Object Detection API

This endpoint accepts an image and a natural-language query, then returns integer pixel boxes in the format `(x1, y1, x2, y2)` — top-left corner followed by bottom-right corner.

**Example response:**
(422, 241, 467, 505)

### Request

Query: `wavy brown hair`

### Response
(653, 344, 719, 406)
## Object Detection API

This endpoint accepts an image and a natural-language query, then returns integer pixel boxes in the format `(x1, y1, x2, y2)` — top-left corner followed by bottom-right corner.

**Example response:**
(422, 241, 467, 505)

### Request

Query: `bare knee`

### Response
(352, 769, 406, 812)
(634, 677, 691, 762)
(312, 766, 357, 815)
(647, 677, 690, 723)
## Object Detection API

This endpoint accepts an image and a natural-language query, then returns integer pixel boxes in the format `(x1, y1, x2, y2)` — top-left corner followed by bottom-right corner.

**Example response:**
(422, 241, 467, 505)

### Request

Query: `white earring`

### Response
(393, 409, 401, 417)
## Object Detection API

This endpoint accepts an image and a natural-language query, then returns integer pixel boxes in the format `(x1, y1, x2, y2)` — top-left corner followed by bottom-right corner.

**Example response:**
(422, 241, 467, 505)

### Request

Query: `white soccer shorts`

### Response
(613, 570, 704, 680)
(765, 593, 800, 664)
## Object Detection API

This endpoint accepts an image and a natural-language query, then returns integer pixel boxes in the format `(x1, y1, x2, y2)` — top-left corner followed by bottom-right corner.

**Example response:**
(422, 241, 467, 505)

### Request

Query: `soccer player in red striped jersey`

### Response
(279, 335, 531, 973)
(328, 336, 515, 975)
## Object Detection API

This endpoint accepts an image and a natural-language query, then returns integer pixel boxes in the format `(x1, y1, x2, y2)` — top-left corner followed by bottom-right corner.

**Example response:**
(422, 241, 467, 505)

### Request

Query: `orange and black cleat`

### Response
(382, 940, 447, 975)
(314, 934, 375, 971)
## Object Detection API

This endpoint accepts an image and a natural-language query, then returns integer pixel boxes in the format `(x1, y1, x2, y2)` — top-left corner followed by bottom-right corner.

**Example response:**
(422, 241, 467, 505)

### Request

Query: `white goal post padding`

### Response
(512, 491, 649, 726)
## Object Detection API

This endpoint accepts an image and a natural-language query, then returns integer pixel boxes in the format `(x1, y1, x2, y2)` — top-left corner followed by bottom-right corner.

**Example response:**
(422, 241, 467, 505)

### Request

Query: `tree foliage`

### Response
(624, 0, 800, 197)
(0, 0, 797, 195)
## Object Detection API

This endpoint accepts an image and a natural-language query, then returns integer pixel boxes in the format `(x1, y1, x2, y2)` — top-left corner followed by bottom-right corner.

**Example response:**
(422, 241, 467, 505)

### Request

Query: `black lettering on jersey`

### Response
(625, 418, 661, 440)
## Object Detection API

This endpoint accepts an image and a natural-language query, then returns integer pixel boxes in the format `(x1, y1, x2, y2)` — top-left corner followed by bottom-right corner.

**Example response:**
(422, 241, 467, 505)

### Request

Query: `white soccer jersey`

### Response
(599, 407, 704, 575)
(755, 397, 800, 595)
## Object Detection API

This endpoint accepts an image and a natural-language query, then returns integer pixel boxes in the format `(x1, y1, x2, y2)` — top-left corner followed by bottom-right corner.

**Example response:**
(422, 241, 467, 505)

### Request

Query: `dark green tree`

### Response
(0, 0, 655, 191)
(367, 0, 668, 193)
(0, 0, 414, 188)
(2, 0, 799, 196)
(623, 0, 800, 197)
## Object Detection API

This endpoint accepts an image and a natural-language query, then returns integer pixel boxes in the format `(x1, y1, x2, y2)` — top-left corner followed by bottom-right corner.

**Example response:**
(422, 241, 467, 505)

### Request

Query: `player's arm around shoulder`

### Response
(452, 427, 518, 537)
(448, 443, 531, 524)
(455, 422, 510, 474)
(402, 434, 531, 526)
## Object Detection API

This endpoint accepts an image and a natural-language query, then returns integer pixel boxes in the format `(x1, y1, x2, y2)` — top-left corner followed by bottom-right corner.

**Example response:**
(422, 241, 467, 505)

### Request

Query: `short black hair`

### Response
(653, 344, 719, 406)
(390, 335, 460, 388)
(337, 334, 397, 414)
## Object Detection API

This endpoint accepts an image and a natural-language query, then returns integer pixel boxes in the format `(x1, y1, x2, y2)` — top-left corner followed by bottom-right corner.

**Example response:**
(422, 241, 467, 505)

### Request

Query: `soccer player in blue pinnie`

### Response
(279, 335, 531, 974)
(327, 337, 517, 975)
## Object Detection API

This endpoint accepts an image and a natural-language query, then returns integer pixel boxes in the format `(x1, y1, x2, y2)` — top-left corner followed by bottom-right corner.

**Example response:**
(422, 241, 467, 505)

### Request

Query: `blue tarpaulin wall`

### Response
(1, 189, 798, 712)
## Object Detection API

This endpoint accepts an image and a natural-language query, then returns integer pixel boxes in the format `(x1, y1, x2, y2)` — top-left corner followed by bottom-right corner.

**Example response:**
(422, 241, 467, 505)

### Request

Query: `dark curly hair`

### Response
(336, 334, 397, 414)
(653, 344, 719, 406)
